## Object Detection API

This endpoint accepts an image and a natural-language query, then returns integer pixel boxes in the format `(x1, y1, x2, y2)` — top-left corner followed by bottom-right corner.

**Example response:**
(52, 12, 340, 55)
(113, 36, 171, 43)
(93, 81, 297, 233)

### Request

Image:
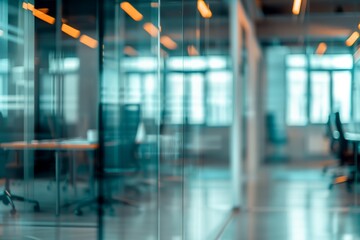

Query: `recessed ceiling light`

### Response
(315, 42, 327, 55)
(345, 32, 359, 47)
(292, 0, 302, 15)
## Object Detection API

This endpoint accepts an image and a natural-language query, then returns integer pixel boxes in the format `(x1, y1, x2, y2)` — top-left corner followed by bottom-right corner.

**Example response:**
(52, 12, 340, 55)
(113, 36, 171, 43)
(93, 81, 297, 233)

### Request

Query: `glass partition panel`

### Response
(100, 1, 160, 239)
(159, 1, 184, 239)
(0, 0, 99, 238)
(354, 59, 360, 208)
(0, 0, 37, 235)
(181, 1, 233, 239)
(0, 1, 239, 239)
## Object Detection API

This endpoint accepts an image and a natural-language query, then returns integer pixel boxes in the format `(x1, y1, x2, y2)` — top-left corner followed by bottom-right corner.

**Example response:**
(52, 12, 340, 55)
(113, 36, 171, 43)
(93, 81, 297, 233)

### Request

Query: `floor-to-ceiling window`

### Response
(286, 54, 353, 126)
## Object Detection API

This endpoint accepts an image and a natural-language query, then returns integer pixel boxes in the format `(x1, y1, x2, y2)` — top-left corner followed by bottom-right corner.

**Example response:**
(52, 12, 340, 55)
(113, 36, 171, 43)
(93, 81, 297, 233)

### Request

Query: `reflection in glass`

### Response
(207, 71, 232, 126)
(287, 69, 308, 126)
(332, 71, 351, 123)
(310, 71, 330, 123)
(310, 54, 353, 70)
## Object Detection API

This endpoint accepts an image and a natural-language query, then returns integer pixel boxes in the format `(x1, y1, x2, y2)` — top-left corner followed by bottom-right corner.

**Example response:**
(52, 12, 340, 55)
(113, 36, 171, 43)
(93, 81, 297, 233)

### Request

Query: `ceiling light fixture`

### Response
(315, 42, 327, 55)
(292, 0, 302, 15)
(197, 0, 212, 18)
(26, 3, 34, 11)
(143, 23, 159, 37)
(160, 36, 177, 50)
(120, 2, 143, 22)
(33, 9, 55, 24)
(61, 24, 81, 38)
(345, 32, 359, 47)
(79, 35, 98, 48)
(22, 2, 28, 10)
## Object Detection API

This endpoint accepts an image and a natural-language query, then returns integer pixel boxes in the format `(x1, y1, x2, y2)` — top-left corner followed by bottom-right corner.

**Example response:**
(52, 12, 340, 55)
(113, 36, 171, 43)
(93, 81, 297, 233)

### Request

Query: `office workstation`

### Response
(1, 0, 360, 239)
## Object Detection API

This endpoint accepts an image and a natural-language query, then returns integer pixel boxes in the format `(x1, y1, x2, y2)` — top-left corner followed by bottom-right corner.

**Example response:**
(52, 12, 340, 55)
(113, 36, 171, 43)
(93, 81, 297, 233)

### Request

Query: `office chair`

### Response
(323, 113, 341, 174)
(73, 104, 141, 216)
(0, 113, 40, 214)
(327, 112, 356, 190)
(0, 152, 40, 214)
(265, 113, 289, 163)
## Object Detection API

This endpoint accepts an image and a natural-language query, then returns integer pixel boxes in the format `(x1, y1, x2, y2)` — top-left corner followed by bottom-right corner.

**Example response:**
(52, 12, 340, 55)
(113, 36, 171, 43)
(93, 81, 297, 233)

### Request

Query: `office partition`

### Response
(0, 0, 240, 239)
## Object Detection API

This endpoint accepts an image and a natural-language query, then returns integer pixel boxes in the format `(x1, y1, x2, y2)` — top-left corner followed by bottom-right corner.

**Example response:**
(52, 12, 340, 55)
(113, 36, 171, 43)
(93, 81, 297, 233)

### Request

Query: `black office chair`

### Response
(323, 113, 342, 174)
(0, 153, 41, 214)
(0, 113, 40, 214)
(327, 112, 356, 190)
(73, 104, 141, 215)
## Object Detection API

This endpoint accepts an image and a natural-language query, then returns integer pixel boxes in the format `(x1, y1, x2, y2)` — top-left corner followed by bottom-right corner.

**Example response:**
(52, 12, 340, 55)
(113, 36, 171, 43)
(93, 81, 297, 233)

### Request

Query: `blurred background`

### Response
(0, 0, 359, 239)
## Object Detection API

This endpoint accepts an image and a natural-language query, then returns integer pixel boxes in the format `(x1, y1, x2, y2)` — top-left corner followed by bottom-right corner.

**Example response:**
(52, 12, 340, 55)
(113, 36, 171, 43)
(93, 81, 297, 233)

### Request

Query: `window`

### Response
(310, 71, 330, 123)
(102, 56, 232, 126)
(332, 71, 351, 122)
(166, 73, 184, 124)
(207, 71, 232, 125)
(286, 54, 353, 125)
(310, 54, 353, 69)
(165, 56, 231, 126)
(44, 57, 80, 124)
(286, 69, 307, 125)
(187, 74, 204, 124)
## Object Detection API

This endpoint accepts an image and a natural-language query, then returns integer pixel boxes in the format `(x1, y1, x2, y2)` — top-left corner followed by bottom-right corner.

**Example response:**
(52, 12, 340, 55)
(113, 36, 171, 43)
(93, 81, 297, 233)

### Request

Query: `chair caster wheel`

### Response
(34, 205, 40, 212)
(10, 209, 16, 215)
(74, 209, 83, 216)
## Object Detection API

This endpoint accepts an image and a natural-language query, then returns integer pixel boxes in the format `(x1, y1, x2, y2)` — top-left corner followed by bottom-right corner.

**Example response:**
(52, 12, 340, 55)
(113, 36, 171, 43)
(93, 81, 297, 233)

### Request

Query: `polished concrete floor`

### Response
(221, 161, 360, 240)
(0, 160, 359, 240)
(0, 166, 233, 239)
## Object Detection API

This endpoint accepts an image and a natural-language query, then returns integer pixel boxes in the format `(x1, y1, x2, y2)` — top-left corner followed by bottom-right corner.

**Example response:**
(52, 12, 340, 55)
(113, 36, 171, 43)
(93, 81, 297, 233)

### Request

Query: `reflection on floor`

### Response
(0, 166, 233, 240)
(222, 160, 360, 240)
(1, 160, 360, 239)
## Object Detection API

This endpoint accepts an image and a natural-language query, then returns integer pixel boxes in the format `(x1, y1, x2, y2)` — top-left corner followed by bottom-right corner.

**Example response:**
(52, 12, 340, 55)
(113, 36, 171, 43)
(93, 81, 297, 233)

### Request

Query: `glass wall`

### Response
(0, 0, 236, 239)
(100, 0, 234, 239)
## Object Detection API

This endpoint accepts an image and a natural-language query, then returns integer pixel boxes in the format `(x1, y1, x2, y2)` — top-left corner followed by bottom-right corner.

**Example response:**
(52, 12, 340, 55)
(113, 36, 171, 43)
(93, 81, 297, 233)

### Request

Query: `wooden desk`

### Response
(0, 139, 98, 216)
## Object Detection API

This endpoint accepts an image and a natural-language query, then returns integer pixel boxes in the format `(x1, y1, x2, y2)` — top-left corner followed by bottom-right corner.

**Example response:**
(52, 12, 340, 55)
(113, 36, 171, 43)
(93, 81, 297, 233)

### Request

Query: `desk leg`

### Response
(55, 151, 60, 216)
(72, 152, 78, 198)
(88, 151, 95, 197)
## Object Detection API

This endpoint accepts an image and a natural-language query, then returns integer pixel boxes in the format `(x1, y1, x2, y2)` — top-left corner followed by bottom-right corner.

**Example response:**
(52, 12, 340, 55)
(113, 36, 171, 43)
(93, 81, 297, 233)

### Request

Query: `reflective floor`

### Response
(0, 166, 233, 239)
(222, 161, 360, 240)
(1, 160, 359, 240)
